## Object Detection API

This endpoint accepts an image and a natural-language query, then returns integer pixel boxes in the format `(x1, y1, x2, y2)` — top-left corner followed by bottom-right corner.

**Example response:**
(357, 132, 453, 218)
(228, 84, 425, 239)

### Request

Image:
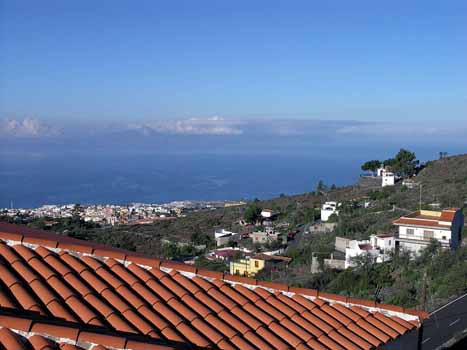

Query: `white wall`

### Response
(382, 174, 395, 187)
(398, 225, 451, 242)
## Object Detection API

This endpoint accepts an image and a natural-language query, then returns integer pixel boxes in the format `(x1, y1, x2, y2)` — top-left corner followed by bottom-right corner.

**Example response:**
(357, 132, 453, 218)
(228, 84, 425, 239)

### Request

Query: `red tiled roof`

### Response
(439, 209, 456, 222)
(0, 222, 427, 350)
(392, 218, 451, 229)
(393, 209, 460, 229)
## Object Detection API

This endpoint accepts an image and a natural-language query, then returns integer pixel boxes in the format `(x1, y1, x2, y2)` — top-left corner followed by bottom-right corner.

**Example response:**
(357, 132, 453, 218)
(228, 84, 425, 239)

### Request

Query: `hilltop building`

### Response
(321, 201, 340, 222)
(377, 167, 395, 187)
(393, 208, 464, 255)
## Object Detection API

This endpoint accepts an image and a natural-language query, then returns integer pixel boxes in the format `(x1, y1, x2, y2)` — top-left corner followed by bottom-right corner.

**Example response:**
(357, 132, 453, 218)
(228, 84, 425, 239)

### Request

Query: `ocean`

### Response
(0, 153, 360, 208)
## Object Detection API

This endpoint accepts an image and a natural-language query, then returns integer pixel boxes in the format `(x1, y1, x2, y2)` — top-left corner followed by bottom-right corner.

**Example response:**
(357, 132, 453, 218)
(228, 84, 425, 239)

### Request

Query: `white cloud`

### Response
(0, 118, 61, 137)
(334, 122, 456, 137)
(129, 117, 244, 136)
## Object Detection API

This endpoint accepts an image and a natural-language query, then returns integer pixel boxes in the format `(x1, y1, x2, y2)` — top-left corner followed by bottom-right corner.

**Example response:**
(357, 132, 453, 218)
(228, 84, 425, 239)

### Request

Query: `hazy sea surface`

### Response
(0, 153, 360, 208)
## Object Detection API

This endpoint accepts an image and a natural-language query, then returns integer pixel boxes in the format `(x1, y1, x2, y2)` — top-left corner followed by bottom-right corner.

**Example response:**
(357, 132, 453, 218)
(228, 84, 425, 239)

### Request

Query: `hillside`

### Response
(6, 153, 467, 257)
(3, 153, 467, 312)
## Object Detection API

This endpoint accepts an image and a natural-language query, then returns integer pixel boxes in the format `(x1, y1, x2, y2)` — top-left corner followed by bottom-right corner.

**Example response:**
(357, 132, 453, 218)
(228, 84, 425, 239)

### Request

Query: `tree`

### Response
(384, 149, 419, 177)
(361, 160, 381, 175)
(244, 203, 261, 224)
(393, 148, 419, 177)
(316, 180, 328, 194)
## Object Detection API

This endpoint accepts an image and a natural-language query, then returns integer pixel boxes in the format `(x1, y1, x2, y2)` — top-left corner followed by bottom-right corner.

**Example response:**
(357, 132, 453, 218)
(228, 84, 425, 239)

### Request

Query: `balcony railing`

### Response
(396, 234, 451, 246)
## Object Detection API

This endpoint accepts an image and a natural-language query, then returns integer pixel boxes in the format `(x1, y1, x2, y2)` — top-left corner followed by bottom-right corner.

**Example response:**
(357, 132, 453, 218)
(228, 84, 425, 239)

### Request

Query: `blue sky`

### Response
(1, 0, 466, 123)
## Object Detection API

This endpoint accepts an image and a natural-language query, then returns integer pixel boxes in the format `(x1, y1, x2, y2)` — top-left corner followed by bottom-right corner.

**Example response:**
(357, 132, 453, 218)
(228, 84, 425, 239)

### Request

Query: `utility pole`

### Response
(418, 268, 429, 350)
(419, 183, 423, 211)
(421, 270, 428, 312)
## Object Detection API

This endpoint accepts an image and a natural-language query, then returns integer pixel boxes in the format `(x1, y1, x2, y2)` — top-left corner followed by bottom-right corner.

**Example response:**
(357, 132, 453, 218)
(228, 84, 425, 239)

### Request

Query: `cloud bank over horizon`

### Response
(3, 116, 467, 138)
(0, 118, 62, 137)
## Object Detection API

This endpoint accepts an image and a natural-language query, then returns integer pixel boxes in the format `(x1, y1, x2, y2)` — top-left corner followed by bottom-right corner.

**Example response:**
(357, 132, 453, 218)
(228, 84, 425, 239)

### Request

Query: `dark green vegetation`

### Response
(279, 153, 467, 311)
(3, 152, 467, 312)
(361, 148, 420, 177)
(361, 160, 381, 174)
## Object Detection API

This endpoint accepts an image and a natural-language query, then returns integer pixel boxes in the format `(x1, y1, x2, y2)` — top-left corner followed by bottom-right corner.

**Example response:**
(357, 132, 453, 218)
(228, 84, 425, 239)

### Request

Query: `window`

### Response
(254, 261, 259, 268)
(424, 230, 434, 239)
(406, 228, 414, 236)
(442, 236, 447, 240)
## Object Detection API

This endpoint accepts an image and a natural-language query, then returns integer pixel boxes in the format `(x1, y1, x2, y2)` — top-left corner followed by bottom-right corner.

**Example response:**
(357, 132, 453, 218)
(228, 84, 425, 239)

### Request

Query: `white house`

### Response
(345, 234, 395, 269)
(261, 209, 276, 219)
(377, 167, 395, 187)
(393, 208, 464, 255)
(214, 229, 240, 247)
(321, 202, 340, 222)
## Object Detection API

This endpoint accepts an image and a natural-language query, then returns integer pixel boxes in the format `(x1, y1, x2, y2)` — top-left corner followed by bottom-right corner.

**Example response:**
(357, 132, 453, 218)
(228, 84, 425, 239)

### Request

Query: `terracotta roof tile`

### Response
(281, 318, 312, 342)
(77, 332, 126, 348)
(181, 294, 212, 318)
(28, 335, 55, 350)
(0, 243, 22, 264)
(256, 326, 289, 350)
(0, 328, 26, 350)
(317, 334, 345, 350)
(0, 290, 17, 309)
(310, 306, 343, 329)
(300, 311, 333, 333)
(243, 330, 274, 350)
(176, 322, 210, 347)
(30, 323, 79, 341)
(347, 321, 381, 347)
(191, 318, 223, 344)
(193, 291, 224, 313)
(229, 334, 257, 350)
(0, 224, 425, 350)
(365, 314, 399, 339)
(234, 285, 261, 303)
(305, 338, 327, 350)
(329, 329, 361, 350)
(191, 275, 215, 292)
(243, 302, 275, 325)
(218, 310, 250, 334)
(290, 314, 323, 338)
(291, 294, 318, 311)
(0, 315, 32, 332)
(373, 311, 408, 335)
(337, 327, 373, 350)
(205, 314, 237, 339)
(230, 306, 262, 331)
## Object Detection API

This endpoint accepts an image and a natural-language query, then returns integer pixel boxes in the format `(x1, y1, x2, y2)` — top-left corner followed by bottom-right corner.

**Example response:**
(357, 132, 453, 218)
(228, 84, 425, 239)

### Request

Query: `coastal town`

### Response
(1, 200, 246, 226)
(1, 151, 467, 349)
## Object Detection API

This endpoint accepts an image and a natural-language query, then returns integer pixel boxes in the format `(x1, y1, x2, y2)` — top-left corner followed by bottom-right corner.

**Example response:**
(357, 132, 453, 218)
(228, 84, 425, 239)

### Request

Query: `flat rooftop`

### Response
(393, 209, 459, 229)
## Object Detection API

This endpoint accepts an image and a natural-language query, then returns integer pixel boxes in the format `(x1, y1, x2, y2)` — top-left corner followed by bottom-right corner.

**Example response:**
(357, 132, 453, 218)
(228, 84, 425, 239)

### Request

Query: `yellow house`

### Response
(229, 254, 291, 277)
(230, 257, 265, 277)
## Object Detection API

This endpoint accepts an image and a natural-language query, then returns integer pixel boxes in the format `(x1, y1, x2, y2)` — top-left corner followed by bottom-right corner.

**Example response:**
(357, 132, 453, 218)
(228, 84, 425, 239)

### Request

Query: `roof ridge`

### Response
(0, 222, 429, 321)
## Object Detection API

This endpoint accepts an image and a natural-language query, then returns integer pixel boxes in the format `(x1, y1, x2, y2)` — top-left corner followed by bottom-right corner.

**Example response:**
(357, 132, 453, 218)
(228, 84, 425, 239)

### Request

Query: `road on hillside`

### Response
(421, 293, 467, 349)
(384, 293, 467, 349)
